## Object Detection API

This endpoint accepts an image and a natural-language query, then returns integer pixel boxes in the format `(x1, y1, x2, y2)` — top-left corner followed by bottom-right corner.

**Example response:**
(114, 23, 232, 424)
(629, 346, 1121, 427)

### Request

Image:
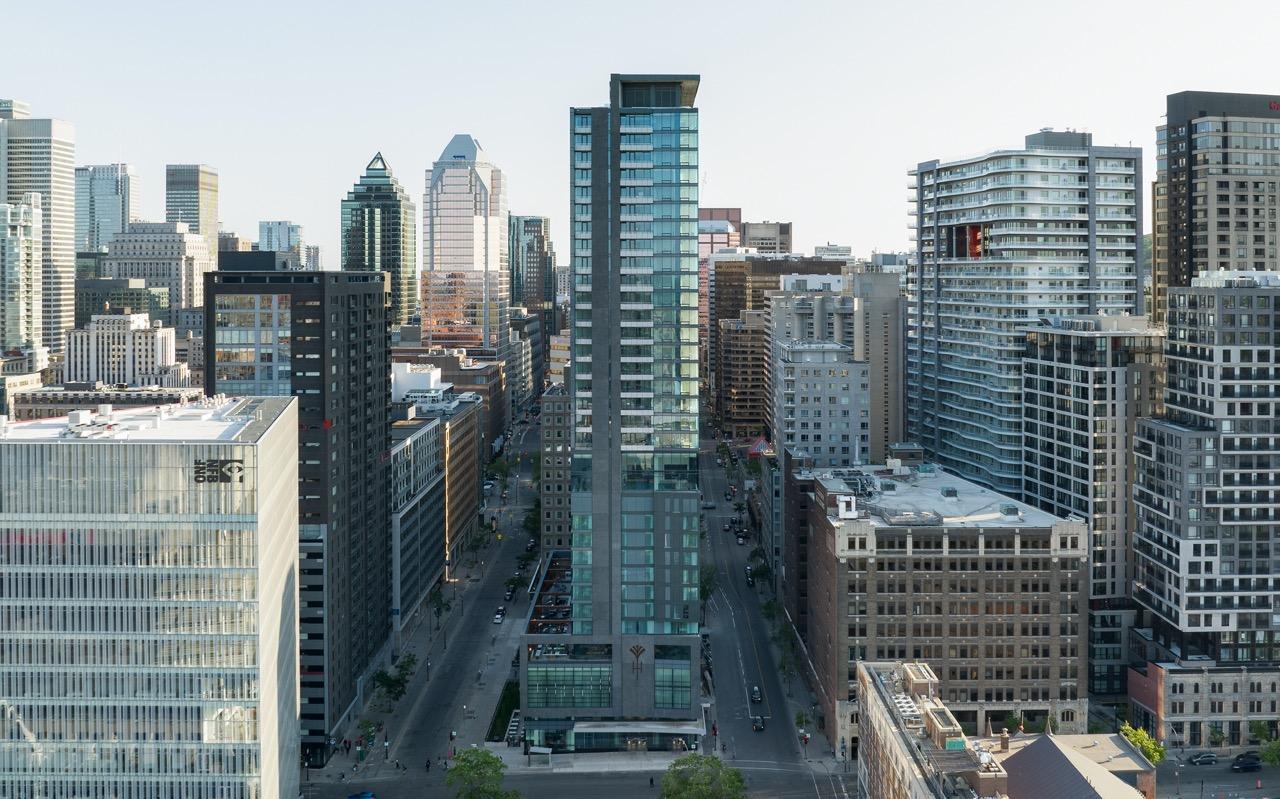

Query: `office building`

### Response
(806, 466, 1088, 757)
(698, 208, 741, 395)
(554, 263, 570, 302)
(856, 662, 1009, 799)
(717, 309, 769, 438)
(165, 164, 218, 267)
(1, 196, 43, 355)
(391, 361, 482, 574)
(75, 248, 108, 279)
(540, 383, 571, 549)
(341, 153, 417, 325)
(508, 326, 532, 411)
(814, 243, 853, 260)
(219, 231, 254, 252)
(205, 269, 391, 765)
(770, 339, 869, 467)
(174, 306, 205, 386)
(1130, 273, 1280, 723)
(10, 383, 204, 420)
(909, 130, 1142, 494)
(0, 397, 300, 799)
(306, 245, 321, 270)
(511, 305, 545, 393)
(1152, 91, 1280, 323)
(259, 220, 305, 261)
(739, 220, 792, 253)
(1, 100, 75, 353)
(547, 332, 570, 385)
(64, 309, 188, 387)
(392, 348, 506, 457)
(518, 75, 703, 753)
(220, 249, 304, 272)
(1022, 315, 1164, 699)
(767, 272, 904, 462)
(510, 214, 557, 343)
(75, 163, 137, 251)
(389, 406, 446, 653)
(708, 251, 844, 420)
(102, 221, 214, 310)
(422, 135, 510, 380)
(74, 277, 171, 327)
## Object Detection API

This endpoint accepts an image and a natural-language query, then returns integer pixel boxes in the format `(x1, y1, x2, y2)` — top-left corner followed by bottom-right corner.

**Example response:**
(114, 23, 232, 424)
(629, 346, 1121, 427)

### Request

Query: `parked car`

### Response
(700, 501, 716, 510)
(723, 523, 731, 532)
(745, 575, 754, 587)
(504, 589, 515, 601)
(492, 613, 504, 624)
(736, 536, 745, 546)
(1232, 760, 1262, 773)
(752, 716, 765, 731)
(750, 685, 762, 703)
(745, 564, 752, 576)
(1187, 752, 1218, 765)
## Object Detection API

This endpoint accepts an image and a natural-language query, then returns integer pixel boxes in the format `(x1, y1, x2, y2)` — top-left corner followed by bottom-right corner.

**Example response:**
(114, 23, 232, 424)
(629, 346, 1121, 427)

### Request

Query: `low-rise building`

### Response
(856, 661, 1008, 799)
(805, 464, 1088, 754)
(11, 383, 203, 420)
(1128, 656, 1280, 749)
(977, 731, 1155, 799)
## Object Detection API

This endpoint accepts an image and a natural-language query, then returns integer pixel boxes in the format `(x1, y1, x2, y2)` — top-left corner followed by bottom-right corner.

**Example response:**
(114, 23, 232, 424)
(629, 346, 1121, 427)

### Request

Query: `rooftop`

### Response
(0, 396, 291, 444)
(1023, 314, 1164, 337)
(801, 463, 1064, 529)
(976, 733, 1152, 776)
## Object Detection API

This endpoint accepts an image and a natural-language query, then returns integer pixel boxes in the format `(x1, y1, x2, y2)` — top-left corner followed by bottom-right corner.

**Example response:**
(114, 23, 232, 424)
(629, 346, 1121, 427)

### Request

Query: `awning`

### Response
(572, 720, 706, 736)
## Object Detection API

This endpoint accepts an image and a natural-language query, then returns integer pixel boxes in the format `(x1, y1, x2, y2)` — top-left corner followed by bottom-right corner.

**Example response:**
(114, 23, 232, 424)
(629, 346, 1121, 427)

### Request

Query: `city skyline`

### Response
(6, 1, 1274, 271)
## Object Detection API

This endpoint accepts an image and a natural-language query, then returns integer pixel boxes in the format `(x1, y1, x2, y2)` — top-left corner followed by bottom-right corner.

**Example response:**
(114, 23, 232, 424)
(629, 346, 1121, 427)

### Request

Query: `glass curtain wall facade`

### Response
(341, 153, 418, 326)
(519, 75, 702, 754)
(165, 164, 218, 269)
(0, 397, 300, 799)
(509, 214, 556, 352)
(75, 163, 137, 252)
(908, 131, 1142, 494)
(422, 135, 510, 367)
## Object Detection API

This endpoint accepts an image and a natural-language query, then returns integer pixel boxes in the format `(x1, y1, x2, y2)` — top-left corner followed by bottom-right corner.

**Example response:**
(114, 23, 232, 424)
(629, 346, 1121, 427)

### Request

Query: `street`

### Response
(1158, 756, 1279, 798)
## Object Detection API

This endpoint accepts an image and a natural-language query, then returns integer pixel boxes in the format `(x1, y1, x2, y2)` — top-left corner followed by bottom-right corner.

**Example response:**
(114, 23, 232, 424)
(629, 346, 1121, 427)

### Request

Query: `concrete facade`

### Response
(102, 221, 214, 311)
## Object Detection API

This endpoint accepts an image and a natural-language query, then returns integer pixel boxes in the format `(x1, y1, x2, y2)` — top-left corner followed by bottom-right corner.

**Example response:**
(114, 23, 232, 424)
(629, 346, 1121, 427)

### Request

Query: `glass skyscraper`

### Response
(341, 153, 417, 326)
(75, 163, 137, 252)
(519, 75, 703, 753)
(422, 135, 509, 363)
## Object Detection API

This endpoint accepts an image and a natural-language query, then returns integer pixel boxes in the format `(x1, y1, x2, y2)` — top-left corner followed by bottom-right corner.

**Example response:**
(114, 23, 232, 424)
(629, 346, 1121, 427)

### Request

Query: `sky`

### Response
(8, 0, 1277, 267)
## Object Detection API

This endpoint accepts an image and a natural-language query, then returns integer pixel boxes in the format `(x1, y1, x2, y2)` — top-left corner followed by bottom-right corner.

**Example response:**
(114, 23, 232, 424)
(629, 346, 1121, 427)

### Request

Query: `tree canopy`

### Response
(661, 753, 747, 799)
(1119, 722, 1165, 765)
(446, 748, 521, 799)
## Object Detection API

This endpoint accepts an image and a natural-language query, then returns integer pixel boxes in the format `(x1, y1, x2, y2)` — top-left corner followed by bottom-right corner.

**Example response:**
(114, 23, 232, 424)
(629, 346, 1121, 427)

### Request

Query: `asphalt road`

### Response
(1158, 756, 1279, 798)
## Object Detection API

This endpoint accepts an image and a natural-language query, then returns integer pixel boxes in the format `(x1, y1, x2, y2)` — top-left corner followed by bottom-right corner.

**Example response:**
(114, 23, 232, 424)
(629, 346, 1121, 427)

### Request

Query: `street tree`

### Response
(1249, 719, 1276, 743)
(661, 753, 746, 799)
(1262, 738, 1280, 767)
(749, 545, 767, 563)
(752, 562, 773, 588)
(760, 598, 780, 624)
(429, 586, 452, 631)
(446, 748, 521, 799)
(778, 651, 796, 697)
(1119, 722, 1166, 765)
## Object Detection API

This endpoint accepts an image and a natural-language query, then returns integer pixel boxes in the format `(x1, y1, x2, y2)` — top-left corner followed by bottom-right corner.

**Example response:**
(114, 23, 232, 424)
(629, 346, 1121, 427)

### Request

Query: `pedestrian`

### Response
(649, 776, 654, 788)
(338, 772, 345, 782)
(426, 757, 432, 771)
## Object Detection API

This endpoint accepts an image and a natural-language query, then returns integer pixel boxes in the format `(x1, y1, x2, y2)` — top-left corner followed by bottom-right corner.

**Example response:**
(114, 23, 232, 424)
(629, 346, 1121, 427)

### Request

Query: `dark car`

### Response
(348, 792, 377, 799)
(745, 575, 755, 586)
(504, 589, 515, 601)
(750, 685, 762, 703)
(1234, 751, 1260, 763)
(1232, 760, 1262, 772)
(752, 716, 765, 731)
(1187, 752, 1218, 765)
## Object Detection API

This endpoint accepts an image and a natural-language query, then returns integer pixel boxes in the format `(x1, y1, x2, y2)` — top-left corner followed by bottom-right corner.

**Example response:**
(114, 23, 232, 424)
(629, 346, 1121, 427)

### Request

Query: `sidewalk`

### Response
(486, 744, 686, 774)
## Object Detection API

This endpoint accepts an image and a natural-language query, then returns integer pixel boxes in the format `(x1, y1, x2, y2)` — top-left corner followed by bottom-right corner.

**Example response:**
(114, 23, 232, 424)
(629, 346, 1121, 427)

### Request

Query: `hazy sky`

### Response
(8, 0, 1276, 266)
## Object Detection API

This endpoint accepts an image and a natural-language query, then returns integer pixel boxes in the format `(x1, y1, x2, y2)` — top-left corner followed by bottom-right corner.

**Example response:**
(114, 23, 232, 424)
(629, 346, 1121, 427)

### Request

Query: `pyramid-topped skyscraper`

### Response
(341, 152, 417, 325)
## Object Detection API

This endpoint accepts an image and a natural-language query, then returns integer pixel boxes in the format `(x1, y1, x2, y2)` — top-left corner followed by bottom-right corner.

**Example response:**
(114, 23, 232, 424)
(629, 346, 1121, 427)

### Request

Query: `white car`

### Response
(492, 613, 504, 624)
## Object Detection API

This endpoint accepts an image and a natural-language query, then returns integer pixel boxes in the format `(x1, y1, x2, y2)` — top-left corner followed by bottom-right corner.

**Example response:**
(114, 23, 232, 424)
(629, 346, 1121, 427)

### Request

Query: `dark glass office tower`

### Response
(205, 268, 391, 765)
(509, 214, 557, 351)
(519, 74, 703, 753)
(342, 153, 417, 326)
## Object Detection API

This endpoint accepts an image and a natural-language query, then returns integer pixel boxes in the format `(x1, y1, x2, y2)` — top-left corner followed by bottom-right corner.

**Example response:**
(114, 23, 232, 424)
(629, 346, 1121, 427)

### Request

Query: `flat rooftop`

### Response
(803, 463, 1064, 529)
(0, 396, 290, 444)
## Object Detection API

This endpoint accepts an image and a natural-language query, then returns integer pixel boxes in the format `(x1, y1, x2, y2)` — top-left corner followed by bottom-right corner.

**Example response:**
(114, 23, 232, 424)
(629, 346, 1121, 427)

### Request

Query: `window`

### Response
(655, 665, 691, 709)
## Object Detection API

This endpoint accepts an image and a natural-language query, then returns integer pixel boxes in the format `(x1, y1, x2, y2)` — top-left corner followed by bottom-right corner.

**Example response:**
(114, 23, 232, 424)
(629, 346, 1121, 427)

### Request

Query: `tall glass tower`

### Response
(341, 153, 417, 325)
(519, 74, 702, 753)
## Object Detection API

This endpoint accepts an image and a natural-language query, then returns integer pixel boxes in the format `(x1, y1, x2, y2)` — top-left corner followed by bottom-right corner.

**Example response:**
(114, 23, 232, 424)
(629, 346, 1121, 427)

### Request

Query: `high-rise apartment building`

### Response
(540, 383, 571, 549)
(0, 196, 42, 354)
(803, 465, 1088, 756)
(697, 208, 741, 396)
(1022, 315, 1164, 698)
(717, 309, 770, 438)
(0, 397, 300, 799)
(341, 153, 417, 325)
(259, 219, 306, 262)
(102, 221, 214, 311)
(770, 339, 869, 467)
(518, 75, 703, 752)
(1152, 92, 1280, 323)
(64, 309, 188, 387)
(205, 268, 391, 765)
(509, 215, 556, 344)
(422, 135, 509, 371)
(739, 220, 792, 253)
(1, 99, 75, 353)
(1133, 271, 1280, 666)
(165, 164, 218, 267)
(767, 271, 904, 462)
(75, 163, 137, 251)
(909, 130, 1142, 494)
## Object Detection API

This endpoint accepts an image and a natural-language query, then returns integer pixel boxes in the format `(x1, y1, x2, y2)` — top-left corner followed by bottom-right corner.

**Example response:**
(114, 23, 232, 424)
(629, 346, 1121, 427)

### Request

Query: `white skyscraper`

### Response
(0, 396, 301, 799)
(259, 220, 305, 260)
(0, 99, 75, 354)
(422, 135, 509, 365)
(75, 163, 138, 251)
(65, 309, 189, 387)
(0, 195, 42, 354)
(102, 221, 214, 310)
